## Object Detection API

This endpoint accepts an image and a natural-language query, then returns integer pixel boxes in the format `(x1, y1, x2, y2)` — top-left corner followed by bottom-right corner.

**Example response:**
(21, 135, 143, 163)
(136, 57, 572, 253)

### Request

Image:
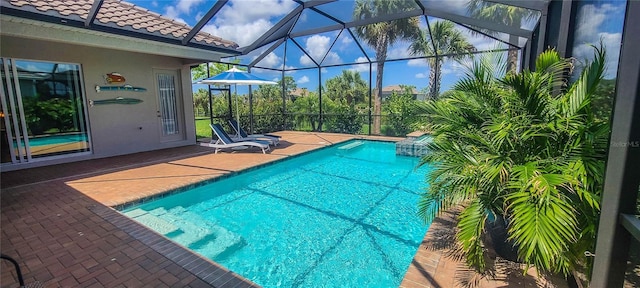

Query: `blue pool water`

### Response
(27, 133, 88, 146)
(122, 140, 433, 287)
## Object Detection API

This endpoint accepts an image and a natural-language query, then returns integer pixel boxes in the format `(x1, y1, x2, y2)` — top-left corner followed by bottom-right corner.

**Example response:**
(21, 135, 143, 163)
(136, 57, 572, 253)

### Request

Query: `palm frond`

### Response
(457, 200, 489, 272)
(561, 43, 606, 118)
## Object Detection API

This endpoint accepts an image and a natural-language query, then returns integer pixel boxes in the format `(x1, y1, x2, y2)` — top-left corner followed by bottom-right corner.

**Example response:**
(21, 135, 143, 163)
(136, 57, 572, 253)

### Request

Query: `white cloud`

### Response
(458, 27, 506, 52)
(571, 3, 624, 78)
(164, 0, 205, 24)
(440, 61, 466, 77)
(201, 0, 297, 47)
(217, 0, 297, 25)
(252, 52, 297, 72)
(574, 4, 621, 43)
(203, 19, 273, 47)
(300, 55, 314, 66)
(338, 35, 353, 51)
(573, 32, 622, 78)
(354, 56, 369, 63)
(299, 35, 342, 66)
(257, 52, 282, 68)
(176, 0, 206, 14)
(164, 6, 187, 24)
(387, 44, 411, 59)
(408, 59, 428, 67)
(350, 57, 375, 72)
(297, 76, 310, 84)
(415, 73, 427, 79)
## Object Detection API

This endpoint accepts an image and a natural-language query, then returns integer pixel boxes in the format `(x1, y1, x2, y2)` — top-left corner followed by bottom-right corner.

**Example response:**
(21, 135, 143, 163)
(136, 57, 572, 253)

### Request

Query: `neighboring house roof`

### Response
(381, 85, 419, 95)
(1, 0, 239, 53)
(289, 88, 309, 97)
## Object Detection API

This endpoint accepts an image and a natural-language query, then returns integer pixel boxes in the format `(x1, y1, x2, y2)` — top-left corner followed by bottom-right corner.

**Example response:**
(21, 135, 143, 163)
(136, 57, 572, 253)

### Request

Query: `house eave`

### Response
(0, 15, 239, 63)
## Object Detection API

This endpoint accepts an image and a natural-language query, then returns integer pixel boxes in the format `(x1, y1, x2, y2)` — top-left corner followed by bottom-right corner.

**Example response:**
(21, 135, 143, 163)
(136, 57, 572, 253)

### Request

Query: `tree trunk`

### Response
(373, 61, 384, 135)
(428, 59, 437, 100)
(373, 38, 388, 135)
(435, 59, 442, 99)
(507, 34, 519, 73)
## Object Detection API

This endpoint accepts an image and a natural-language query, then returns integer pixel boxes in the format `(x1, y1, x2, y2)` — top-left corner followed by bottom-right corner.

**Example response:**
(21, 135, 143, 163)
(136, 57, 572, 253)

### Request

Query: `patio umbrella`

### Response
(198, 66, 277, 137)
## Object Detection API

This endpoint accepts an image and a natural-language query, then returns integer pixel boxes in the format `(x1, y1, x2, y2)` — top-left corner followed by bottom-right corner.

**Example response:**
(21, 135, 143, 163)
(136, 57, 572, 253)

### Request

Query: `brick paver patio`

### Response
(2, 131, 566, 287)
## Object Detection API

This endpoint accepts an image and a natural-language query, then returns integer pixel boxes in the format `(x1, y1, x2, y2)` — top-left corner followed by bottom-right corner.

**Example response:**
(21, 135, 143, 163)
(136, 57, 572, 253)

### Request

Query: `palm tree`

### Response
(325, 70, 367, 107)
(409, 20, 475, 100)
(467, 0, 538, 73)
(353, 0, 420, 134)
(417, 45, 609, 281)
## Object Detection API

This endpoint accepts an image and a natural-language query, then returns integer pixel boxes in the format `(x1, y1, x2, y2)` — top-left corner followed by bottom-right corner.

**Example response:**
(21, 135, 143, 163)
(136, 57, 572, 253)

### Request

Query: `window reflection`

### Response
(0, 59, 90, 163)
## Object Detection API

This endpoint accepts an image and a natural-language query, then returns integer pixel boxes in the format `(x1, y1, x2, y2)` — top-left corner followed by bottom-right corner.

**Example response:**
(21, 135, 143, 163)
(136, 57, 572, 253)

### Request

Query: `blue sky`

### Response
(128, 0, 626, 94)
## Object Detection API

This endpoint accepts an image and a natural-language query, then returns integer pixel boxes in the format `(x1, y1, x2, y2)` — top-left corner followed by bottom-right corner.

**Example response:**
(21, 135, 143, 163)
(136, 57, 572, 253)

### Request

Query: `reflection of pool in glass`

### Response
(122, 140, 434, 287)
(27, 133, 88, 147)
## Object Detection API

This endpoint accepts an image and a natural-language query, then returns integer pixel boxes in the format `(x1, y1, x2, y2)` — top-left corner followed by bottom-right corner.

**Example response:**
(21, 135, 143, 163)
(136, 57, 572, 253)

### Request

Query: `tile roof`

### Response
(382, 85, 420, 94)
(3, 0, 239, 50)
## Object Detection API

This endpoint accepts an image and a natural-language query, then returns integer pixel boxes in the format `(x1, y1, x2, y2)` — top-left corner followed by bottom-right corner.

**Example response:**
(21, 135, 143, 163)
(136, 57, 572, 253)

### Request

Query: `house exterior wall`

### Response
(1, 36, 198, 167)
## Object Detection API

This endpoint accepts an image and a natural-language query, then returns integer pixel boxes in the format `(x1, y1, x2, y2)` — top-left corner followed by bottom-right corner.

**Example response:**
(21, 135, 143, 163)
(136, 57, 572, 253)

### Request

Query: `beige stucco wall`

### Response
(1, 35, 201, 167)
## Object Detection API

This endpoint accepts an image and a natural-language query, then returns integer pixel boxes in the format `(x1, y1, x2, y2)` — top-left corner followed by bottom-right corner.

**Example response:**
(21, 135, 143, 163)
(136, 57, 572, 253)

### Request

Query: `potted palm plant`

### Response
(418, 45, 609, 284)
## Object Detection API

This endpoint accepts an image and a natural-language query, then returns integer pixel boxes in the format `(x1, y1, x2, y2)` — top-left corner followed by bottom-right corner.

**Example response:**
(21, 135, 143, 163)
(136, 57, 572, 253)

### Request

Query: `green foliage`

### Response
(591, 79, 616, 123)
(324, 100, 363, 134)
(419, 45, 610, 278)
(23, 97, 78, 134)
(382, 90, 418, 136)
(325, 70, 368, 106)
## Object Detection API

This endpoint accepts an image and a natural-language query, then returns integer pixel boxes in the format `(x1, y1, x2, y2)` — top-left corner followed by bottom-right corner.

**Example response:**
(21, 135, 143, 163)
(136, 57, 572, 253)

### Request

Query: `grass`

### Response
(195, 118, 212, 140)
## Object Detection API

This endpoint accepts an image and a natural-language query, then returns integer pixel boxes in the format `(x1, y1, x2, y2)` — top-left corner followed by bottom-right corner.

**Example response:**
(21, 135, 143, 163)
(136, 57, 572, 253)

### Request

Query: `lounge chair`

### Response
(201, 123, 271, 154)
(228, 119, 281, 146)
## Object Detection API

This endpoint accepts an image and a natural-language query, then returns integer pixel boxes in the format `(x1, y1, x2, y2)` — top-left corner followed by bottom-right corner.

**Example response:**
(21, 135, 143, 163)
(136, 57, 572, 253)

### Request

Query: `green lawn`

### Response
(195, 118, 212, 140)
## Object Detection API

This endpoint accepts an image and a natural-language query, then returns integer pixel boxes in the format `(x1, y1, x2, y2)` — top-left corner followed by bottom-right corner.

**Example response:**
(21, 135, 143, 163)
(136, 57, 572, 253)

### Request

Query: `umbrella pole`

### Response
(235, 84, 241, 138)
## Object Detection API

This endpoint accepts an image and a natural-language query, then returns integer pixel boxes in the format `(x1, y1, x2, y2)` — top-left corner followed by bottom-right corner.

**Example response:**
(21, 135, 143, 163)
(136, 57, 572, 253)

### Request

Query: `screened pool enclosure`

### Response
(189, 0, 545, 137)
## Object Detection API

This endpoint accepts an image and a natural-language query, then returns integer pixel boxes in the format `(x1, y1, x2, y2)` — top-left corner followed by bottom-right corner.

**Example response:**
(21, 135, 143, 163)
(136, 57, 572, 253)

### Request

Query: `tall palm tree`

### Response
(409, 20, 475, 100)
(353, 0, 420, 134)
(418, 45, 608, 280)
(467, 0, 538, 72)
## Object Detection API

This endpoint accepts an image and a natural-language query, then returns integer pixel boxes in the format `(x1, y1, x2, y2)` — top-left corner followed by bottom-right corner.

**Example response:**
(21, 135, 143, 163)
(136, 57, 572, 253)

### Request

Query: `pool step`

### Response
(396, 135, 432, 157)
(140, 207, 245, 259)
(338, 141, 364, 150)
(124, 209, 179, 235)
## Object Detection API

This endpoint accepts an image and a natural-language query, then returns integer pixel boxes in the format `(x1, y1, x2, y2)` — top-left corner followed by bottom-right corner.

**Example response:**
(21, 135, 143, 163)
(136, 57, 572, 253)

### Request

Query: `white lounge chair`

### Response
(228, 119, 280, 146)
(201, 123, 271, 154)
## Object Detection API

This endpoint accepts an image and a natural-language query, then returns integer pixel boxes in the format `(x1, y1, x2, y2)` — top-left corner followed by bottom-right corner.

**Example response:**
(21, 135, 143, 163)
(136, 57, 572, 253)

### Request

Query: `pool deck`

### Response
(1, 131, 565, 287)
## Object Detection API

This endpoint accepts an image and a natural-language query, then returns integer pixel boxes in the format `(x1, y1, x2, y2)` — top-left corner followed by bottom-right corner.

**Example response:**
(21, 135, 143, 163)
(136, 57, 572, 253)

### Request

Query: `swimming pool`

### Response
(122, 140, 433, 287)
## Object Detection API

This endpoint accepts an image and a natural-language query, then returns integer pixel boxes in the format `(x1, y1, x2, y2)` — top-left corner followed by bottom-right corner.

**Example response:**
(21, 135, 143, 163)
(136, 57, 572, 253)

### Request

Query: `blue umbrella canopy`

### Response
(197, 66, 277, 137)
(198, 66, 277, 85)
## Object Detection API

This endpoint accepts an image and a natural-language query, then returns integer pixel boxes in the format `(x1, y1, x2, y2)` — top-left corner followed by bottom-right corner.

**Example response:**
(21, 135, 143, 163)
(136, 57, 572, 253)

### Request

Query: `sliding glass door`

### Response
(0, 58, 90, 164)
